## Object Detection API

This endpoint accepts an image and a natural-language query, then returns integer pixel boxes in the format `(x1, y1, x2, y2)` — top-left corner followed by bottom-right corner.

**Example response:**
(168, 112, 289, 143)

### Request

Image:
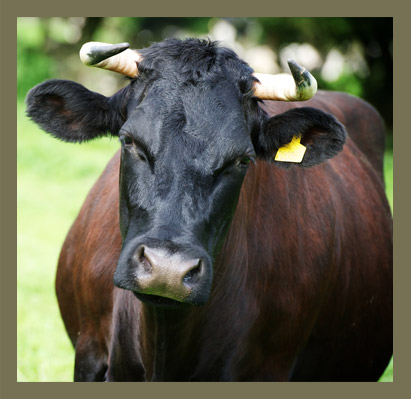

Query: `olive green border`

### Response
(2, 2, 405, 399)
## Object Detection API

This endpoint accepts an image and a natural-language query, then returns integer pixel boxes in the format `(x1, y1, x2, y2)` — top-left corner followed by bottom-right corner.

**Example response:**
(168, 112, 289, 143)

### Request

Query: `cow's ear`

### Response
(254, 107, 347, 168)
(26, 79, 125, 143)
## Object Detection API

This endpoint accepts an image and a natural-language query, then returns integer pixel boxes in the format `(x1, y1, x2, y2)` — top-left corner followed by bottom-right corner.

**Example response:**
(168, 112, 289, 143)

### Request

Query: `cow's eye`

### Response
(121, 135, 133, 146)
(238, 156, 255, 169)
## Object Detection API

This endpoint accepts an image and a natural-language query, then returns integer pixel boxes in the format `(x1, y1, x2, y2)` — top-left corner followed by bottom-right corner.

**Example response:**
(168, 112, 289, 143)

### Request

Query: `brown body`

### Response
(56, 92, 392, 381)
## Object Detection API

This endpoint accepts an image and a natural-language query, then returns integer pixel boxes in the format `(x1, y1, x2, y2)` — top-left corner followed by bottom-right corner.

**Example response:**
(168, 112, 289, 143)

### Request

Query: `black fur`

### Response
(137, 38, 255, 94)
(25, 79, 127, 143)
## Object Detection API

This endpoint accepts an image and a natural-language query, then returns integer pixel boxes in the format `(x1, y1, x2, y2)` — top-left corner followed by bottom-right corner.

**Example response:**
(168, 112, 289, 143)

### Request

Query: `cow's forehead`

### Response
(123, 77, 253, 163)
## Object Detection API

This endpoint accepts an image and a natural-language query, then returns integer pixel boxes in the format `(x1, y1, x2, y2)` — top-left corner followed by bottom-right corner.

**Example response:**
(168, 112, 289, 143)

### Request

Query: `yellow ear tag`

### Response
(275, 136, 306, 163)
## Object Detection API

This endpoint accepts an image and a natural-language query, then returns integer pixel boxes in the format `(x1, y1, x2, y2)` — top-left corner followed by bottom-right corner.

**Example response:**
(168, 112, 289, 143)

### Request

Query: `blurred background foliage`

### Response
(17, 17, 393, 382)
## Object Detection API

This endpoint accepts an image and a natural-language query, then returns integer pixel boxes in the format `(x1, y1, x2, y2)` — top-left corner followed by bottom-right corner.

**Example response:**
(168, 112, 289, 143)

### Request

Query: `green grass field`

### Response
(17, 101, 393, 382)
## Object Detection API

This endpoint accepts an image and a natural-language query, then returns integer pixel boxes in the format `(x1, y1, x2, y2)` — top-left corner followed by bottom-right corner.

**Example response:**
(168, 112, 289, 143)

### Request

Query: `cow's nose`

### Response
(132, 245, 204, 302)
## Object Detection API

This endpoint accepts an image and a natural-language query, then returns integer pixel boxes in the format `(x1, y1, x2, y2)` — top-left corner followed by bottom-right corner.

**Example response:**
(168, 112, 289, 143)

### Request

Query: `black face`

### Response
(25, 38, 346, 307)
(113, 67, 257, 306)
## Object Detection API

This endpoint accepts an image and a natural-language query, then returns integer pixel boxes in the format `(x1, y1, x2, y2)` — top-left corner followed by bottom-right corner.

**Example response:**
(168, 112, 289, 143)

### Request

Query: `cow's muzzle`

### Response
(114, 240, 213, 306)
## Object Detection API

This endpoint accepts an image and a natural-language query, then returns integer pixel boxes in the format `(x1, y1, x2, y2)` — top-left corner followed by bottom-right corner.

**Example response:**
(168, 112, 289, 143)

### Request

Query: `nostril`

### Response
(183, 260, 202, 285)
(135, 246, 152, 273)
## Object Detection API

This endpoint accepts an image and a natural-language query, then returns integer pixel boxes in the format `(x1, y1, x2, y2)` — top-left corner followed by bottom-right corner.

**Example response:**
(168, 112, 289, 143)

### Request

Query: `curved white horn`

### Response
(79, 42, 142, 78)
(253, 60, 317, 101)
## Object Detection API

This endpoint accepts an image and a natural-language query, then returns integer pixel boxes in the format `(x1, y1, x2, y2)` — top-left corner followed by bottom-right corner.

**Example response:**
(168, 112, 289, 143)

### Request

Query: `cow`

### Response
(25, 38, 392, 382)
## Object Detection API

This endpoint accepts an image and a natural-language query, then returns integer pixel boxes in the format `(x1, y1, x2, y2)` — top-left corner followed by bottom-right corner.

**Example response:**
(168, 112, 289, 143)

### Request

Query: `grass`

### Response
(17, 101, 393, 382)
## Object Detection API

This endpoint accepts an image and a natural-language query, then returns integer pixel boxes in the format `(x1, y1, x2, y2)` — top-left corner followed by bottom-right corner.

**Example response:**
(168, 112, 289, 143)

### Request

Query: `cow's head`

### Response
(26, 39, 346, 306)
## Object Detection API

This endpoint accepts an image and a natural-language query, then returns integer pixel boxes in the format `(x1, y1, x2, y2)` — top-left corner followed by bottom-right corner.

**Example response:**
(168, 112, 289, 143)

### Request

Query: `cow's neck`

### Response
(148, 308, 167, 381)
(139, 305, 205, 381)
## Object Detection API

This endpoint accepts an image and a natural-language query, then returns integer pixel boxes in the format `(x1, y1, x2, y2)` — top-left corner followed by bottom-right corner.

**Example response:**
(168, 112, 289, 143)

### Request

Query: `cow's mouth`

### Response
(134, 292, 188, 308)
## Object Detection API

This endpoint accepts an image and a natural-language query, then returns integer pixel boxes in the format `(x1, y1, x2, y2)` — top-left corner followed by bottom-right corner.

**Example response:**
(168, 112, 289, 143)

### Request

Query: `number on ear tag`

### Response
(275, 136, 306, 163)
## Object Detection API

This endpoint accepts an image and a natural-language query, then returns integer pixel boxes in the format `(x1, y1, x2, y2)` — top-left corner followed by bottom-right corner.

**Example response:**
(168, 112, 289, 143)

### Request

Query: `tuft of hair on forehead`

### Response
(137, 38, 256, 96)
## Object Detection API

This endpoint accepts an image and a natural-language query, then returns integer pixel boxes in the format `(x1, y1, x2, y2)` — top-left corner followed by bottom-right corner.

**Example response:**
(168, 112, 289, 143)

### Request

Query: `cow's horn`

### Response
(79, 42, 141, 78)
(253, 60, 317, 101)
